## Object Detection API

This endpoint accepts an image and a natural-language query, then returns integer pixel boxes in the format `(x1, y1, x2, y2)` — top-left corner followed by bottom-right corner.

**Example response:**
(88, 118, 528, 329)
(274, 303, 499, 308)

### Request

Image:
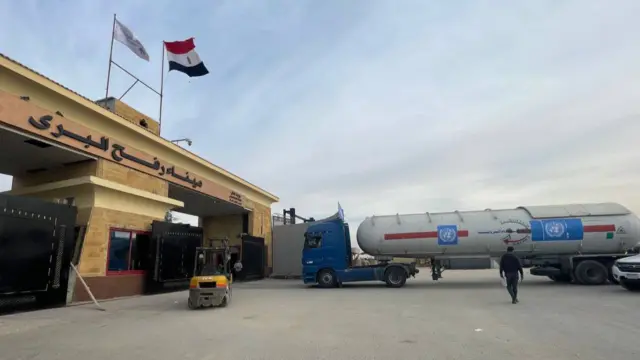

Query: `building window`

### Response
(107, 229, 151, 275)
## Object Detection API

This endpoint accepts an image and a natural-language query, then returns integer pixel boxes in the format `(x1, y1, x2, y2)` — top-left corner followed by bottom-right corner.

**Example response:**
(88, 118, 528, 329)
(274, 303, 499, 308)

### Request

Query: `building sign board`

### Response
(0, 91, 244, 207)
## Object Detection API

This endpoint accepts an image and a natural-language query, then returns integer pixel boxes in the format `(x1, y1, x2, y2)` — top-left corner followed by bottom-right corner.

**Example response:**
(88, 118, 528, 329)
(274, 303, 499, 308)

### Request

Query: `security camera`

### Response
(187, 139, 192, 146)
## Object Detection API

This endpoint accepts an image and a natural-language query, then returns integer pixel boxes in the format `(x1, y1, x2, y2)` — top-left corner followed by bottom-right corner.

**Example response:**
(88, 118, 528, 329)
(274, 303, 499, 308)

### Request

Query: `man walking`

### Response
(499, 246, 524, 304)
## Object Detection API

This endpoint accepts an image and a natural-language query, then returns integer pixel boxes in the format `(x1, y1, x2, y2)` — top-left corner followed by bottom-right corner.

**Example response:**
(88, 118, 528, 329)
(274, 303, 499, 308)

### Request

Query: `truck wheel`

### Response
(384, 267, 407, 288)
(317, 269, 337, 288)
(620, 280, 640, 291)
(574, 260, 608, 285)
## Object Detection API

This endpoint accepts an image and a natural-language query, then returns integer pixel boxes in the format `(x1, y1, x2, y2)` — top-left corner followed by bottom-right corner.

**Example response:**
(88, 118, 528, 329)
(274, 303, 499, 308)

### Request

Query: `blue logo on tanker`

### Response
(437, 225, 459, 246)
(530, 218, 583, 241)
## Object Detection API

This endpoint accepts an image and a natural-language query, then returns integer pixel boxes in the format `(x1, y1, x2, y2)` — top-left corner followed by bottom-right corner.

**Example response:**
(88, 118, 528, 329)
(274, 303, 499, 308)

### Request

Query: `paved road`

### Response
(0, 270, 638, 360)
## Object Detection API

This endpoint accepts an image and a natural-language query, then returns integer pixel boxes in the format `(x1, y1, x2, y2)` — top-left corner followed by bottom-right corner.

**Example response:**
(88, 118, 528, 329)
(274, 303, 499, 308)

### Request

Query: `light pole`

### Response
(170, 138, 192, 146)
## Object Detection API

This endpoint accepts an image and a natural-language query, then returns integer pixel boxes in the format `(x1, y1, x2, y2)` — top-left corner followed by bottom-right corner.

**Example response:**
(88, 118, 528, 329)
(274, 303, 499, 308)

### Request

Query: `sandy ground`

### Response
(0, 269, 638, 360)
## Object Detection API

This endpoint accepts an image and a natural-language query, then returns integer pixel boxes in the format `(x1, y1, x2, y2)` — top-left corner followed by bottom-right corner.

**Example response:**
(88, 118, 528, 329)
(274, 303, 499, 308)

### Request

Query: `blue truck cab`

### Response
(301, 217, 419, 288)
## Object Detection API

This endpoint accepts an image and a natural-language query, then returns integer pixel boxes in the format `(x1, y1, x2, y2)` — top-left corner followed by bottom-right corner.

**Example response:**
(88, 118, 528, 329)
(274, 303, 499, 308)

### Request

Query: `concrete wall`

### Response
(271, 222, 310, 278)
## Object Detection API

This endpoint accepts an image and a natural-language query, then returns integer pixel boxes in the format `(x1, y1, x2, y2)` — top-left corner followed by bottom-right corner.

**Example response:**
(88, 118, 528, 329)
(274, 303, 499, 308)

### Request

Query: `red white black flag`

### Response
(163, 38, 209, 77)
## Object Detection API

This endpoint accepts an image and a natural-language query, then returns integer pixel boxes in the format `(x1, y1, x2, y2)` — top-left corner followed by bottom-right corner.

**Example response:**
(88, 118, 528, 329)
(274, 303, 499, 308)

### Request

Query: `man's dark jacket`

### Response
(499, 253, 523, 276)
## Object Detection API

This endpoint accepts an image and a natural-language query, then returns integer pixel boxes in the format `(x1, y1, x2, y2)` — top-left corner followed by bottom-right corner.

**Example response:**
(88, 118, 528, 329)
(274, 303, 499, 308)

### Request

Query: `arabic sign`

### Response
(477, 219, 531, 245)
(28, 114, 204, 189)
(0, 91, 244, 207)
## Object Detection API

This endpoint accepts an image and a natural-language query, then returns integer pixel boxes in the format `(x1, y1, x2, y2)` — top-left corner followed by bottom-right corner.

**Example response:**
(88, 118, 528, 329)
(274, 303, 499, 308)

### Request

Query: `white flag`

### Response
(113, 19, 150, 61)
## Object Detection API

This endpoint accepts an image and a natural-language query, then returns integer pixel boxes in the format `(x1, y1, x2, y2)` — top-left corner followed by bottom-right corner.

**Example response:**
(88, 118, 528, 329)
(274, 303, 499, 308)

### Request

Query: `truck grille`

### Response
(199, 282, 217, 288)
(617, 263, 640, 273)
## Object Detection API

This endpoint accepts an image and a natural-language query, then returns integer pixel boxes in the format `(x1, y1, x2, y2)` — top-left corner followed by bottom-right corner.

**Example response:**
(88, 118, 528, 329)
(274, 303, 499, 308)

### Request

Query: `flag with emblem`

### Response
(163, 38, 209, 77)
(113, 19, 150, 61)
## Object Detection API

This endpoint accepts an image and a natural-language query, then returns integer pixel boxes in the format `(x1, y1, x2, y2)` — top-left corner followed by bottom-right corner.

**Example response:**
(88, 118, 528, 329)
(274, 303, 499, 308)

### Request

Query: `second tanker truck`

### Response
(301, 202, 640, 288)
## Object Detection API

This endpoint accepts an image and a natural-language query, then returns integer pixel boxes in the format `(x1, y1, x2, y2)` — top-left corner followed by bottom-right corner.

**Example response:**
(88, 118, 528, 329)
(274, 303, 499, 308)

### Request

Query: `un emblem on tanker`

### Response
(437, 225, 459, 245)
(544, 220, 566, 239)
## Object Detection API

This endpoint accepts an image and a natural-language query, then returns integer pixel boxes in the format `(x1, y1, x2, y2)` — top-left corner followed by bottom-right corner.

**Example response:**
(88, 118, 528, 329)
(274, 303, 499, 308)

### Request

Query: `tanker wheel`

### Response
(317, 269, 337, 288)
(574, 260, 608, 285)
(384, 267, 407, 288)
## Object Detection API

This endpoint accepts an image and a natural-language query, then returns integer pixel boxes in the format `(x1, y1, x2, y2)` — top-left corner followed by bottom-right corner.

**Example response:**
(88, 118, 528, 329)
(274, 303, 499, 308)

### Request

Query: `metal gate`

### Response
(146, 221, 203, 293)
(241, 235, 265, 281)
(0, 194, 77, 312)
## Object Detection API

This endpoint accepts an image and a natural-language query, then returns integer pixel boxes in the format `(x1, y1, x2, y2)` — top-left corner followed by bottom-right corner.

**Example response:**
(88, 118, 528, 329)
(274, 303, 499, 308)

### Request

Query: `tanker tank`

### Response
(356, 202, 640, 259)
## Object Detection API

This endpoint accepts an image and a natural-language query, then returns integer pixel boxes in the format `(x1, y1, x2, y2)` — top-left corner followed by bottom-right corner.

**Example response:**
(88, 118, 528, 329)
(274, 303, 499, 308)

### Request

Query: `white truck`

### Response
(356, 202, 640, 286)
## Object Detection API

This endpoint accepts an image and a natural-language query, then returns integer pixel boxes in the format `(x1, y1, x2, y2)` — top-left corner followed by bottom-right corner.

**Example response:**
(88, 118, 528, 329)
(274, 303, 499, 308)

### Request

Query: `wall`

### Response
(202, 214, 244, 246)
(95, 97, 160, 136)
(200, 201, 273, 272)
(11, 158, 168, 196)
(12, 160, 98, 189)
(97, 160, 168, 196)
(271, 222, 311, 278)
(248, 201, 272, 269)
(78, 207, 159, 276)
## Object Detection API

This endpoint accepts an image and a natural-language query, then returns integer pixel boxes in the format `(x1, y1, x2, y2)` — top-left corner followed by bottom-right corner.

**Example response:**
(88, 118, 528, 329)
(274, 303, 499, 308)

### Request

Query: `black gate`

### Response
(0, 194, 77, 312)
(241, 235, 265, 281)
(145, 221, 203, 294)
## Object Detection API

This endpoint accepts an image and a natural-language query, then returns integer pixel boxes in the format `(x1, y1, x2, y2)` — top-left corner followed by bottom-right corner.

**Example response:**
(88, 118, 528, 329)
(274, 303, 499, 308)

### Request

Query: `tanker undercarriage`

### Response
(430, 258, 445, 281)
(425, 254, 638, 286)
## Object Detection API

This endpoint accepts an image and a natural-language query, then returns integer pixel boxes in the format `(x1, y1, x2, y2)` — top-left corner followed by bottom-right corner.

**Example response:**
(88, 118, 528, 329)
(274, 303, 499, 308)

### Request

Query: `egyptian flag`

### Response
(164, 38, 209, 77)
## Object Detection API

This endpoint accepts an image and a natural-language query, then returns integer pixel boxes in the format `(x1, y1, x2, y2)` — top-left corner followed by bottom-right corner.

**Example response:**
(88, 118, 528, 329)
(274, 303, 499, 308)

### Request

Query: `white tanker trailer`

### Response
(301, 202, 640, 288)
(356, 202, 640, 286)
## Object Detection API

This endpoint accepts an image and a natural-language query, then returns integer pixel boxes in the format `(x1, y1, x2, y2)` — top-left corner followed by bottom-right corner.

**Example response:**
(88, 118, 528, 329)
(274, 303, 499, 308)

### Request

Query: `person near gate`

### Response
(499, 246, 524, 304)
(233, 259, 243, 281)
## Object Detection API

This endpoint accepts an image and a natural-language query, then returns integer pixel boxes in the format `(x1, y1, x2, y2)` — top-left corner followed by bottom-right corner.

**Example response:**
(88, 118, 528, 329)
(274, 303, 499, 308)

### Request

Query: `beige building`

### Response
(0, 53, 278, 301)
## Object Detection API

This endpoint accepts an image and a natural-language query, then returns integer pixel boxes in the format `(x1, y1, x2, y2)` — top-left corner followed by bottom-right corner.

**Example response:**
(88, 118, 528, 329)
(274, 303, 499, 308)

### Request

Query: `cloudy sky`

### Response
(2, 1, 640, 231)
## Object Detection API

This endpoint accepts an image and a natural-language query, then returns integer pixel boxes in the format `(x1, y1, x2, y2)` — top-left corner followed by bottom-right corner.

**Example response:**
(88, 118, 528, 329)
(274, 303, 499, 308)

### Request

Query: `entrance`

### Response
(241, 235, 266, 281)
(0, 194, 78, 311)
(145, 220, 203, 294)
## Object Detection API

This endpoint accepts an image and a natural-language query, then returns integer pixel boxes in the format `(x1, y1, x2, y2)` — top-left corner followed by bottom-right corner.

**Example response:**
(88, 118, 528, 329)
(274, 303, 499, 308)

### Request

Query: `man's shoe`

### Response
(515, 299, 519, 304)
(512, 299, 516, 304)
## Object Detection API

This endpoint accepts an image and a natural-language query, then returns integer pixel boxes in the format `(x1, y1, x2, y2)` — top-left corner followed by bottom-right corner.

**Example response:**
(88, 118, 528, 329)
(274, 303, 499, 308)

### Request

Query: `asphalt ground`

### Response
(0, 269, 638, 360)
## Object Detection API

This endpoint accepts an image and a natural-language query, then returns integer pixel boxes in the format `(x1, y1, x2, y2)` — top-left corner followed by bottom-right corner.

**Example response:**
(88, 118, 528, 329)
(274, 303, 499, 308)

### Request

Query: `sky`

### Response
(2, 1, 640, 235)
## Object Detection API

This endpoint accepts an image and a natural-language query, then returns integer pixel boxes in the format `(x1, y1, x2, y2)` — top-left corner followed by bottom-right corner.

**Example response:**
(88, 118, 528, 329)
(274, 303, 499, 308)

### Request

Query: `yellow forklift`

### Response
(187, 237, 235, 309)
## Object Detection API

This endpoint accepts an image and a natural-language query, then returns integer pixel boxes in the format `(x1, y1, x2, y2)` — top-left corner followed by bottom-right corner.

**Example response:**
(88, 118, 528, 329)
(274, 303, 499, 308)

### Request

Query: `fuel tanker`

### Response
(301, 203, 640, 288)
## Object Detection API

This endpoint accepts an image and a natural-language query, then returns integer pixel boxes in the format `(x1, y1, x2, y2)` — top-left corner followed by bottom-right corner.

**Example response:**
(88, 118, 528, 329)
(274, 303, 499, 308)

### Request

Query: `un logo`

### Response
(439, 228, 457, 243)
(544, 221, 566, 238)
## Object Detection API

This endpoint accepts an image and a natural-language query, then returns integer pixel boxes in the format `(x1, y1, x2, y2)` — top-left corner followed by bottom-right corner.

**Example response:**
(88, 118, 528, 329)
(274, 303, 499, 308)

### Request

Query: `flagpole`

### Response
(104, 14, 117, 101)
(159, 41, 165, 135)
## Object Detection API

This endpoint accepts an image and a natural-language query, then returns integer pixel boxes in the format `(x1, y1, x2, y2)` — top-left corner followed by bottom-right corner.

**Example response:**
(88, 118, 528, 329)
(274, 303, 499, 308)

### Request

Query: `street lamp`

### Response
(170, 138, 192, 146)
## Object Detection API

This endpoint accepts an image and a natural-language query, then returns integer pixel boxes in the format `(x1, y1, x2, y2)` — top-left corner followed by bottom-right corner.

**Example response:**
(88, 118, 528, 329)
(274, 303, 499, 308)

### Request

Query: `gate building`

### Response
(0, 53, 278, 305)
